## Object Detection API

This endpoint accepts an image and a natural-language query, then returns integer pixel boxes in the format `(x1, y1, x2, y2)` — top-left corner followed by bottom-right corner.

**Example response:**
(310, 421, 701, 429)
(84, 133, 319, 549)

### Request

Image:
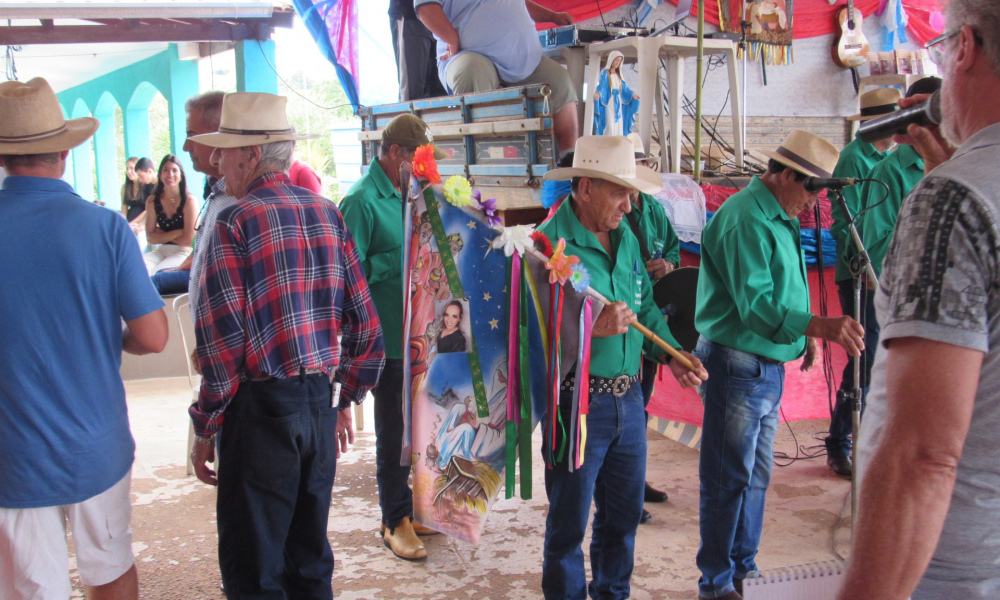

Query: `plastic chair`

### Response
(172, 294, 201, 476)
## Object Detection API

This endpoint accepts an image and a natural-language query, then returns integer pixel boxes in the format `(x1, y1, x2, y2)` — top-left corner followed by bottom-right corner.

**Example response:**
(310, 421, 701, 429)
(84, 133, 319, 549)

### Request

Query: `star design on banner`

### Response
(467, 220, 477, 229)
(489, 319, 499, 330)
(483, 292, 491, 301)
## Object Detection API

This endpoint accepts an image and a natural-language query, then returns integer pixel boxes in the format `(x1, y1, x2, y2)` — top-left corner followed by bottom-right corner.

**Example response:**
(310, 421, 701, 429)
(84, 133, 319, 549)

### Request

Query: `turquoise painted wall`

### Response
(236, 40, 278, 94)
(57, 45, 201, 209)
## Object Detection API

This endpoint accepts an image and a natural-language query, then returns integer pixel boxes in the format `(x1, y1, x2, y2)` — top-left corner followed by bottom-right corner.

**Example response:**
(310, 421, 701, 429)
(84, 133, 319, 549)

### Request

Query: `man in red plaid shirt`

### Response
(188, 92, 385, 599)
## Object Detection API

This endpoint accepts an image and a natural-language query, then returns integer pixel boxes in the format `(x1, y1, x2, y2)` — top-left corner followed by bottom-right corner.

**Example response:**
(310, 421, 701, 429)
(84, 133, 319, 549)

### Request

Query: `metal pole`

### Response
(694, 0, 705, 183)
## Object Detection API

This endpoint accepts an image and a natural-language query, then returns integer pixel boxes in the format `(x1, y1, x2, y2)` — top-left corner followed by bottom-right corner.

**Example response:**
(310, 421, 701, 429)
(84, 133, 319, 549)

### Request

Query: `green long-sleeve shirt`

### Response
(340, 159, 405, 359)
(860, 144, 925, 278)
(830, 135, 890, 282)
(631, 193, 681, 268)
(538, 197, 681, 379)
(695, 176, 812, 363)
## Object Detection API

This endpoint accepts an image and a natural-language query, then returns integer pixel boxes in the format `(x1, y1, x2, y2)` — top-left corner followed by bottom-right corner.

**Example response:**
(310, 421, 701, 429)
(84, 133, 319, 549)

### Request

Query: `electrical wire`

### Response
(255, 40, 359, 112)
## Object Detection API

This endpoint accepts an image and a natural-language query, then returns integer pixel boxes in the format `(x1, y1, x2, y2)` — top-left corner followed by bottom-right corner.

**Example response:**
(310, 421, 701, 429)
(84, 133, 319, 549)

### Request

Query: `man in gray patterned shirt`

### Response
(837, 1, 1000, 599)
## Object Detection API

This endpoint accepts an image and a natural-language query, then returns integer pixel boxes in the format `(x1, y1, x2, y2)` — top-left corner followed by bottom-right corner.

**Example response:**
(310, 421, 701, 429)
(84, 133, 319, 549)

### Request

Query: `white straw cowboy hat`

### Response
(189, 92, 318, 148)
(0, 78, 98, 155)
(760, 129, 840, 179)
(544, 136, 663, 195)
(847, 88, 903, 122)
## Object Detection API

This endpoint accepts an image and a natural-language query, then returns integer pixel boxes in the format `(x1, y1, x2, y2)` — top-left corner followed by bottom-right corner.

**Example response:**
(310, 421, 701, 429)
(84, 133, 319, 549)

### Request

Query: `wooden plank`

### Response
(0, 21, 263, 45)
(359, 118, 550, 141)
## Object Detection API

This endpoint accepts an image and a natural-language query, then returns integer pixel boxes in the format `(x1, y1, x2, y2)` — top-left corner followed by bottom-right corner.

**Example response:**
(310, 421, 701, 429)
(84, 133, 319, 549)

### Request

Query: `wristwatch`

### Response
(194, 434, 216, 447)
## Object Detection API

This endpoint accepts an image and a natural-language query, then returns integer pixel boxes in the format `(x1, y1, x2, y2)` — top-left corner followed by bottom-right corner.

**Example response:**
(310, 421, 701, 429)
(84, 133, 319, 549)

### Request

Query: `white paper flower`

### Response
(491, 224, 535, 257)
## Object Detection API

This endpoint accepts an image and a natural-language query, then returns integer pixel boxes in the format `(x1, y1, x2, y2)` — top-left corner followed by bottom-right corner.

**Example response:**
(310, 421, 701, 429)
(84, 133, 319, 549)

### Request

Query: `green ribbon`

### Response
(422, 187, 490, 419)
(504, 256, 517, 499)
(518, 259, 533, 499)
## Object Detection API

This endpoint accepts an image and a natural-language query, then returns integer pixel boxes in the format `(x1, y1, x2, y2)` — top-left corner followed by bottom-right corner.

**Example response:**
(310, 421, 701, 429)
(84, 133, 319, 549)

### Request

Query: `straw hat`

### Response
(0, 78, 98, 155)
(846, 88, 903, 122)
(760, 130, 840, 179)
(627, 132, 646, 159)
(543, 136, 662, 194)
(189, 92, 318, 148)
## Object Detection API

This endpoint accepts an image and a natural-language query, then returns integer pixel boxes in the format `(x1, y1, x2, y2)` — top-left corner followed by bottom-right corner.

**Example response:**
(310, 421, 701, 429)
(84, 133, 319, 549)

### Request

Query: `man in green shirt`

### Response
(861, 77, 943, 280)
(340, 114, 446, 561)
(624, 133, 681, 516)
(825, 88, 900, 477)
(539, 135, 707, 600)
(694, 130, 865, 600)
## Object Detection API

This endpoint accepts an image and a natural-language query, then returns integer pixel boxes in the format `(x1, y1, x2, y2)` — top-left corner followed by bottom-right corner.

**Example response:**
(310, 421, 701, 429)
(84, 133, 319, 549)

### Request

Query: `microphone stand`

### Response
(831, 187, 878, 535)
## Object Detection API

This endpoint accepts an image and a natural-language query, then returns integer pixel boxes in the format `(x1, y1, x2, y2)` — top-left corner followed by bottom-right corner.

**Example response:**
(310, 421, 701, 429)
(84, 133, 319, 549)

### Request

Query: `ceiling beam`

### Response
(0, 21, 269, 45)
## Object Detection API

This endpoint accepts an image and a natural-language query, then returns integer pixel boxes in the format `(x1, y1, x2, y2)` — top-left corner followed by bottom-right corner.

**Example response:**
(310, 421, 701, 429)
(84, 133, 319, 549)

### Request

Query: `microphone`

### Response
(857, 90, 942, 143)
(803, 177, 859, 193)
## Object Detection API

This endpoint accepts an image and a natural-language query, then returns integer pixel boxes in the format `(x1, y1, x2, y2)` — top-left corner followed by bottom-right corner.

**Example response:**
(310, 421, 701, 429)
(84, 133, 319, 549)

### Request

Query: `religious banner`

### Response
(719, 0, 795, 65)
(402, 151, 604, 544)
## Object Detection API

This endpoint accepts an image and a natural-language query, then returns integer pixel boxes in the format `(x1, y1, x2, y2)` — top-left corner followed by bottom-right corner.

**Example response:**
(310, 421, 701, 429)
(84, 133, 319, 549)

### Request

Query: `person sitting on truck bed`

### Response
(415, 0, 579, 156)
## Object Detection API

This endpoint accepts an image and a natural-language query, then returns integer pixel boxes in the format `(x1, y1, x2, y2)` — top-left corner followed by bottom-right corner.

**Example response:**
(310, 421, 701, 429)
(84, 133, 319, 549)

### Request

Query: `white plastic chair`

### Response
(172, 294, 201, 476)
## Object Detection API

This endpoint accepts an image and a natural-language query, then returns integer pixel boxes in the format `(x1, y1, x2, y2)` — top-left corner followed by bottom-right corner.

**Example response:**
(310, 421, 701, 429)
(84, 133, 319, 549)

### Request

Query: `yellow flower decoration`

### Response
(443, 175, 473, 208)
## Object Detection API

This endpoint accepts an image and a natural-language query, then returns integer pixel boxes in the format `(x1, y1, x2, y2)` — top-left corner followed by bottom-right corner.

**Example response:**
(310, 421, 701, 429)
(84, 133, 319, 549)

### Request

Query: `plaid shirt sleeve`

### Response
(189, 215, 248, 438)
(335, 227, 386, 406)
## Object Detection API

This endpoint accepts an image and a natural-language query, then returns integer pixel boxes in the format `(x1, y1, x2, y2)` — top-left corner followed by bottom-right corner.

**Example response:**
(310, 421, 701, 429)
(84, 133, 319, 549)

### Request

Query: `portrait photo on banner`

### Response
(433, 298, 471, 354)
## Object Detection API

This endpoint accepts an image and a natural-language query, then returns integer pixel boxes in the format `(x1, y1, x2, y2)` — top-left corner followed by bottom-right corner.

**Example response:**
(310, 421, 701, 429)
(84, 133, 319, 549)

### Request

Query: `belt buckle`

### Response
(612, 375, 630, 397)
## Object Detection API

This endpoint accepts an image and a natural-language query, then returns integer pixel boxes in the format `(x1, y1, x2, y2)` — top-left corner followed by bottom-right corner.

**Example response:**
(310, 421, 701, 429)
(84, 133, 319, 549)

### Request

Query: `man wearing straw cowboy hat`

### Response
(693, 129, 866, 600)
(187, 92, 385, 598)
(341, 113, 447, 561)
(539, 135, 708, 600)
(0, 78, 169, 599)
(824, 87, 902, 478)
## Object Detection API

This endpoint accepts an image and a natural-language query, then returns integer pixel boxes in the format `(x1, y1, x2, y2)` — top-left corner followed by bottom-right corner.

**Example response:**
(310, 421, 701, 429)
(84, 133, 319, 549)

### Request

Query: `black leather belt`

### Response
(560, 372, 641, 398)
(248, 367, 327, 382)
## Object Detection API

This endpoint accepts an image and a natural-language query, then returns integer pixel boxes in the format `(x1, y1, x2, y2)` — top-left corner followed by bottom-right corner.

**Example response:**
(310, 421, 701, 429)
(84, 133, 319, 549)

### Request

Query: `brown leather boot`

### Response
(412, 520, 440, 536)
(382, 517, 427, 561)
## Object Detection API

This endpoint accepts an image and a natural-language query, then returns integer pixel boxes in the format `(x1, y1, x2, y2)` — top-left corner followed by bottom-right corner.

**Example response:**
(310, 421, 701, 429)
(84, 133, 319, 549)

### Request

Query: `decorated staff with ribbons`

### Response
(693, 130, 866, 600)
(538, 135, 707, 600)
(341, 114, 446, 561)
(824, 87, 901, 478)
(623, 132, 680, 519)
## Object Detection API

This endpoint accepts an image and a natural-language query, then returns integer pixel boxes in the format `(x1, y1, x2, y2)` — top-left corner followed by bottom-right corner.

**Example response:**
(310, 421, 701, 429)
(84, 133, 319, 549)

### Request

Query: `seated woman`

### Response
(121, 157, 156, 245)
(436, 300, 467, 354)
(142, 155, 197, 274)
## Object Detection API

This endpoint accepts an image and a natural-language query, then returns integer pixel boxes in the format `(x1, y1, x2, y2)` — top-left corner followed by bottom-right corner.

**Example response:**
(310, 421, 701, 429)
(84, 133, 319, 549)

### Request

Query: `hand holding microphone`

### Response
(892, 93, 956, 174)
(857, 90, 955, 174)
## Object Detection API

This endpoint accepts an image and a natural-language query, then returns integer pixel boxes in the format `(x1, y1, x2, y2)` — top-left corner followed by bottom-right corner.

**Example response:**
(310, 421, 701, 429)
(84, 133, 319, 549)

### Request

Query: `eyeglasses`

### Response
(926, 28, 984, 65)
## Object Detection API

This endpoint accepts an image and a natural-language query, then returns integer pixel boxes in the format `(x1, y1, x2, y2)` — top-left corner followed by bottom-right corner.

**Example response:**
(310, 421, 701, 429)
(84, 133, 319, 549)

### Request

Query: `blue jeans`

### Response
(694, 337, 784, 598)
(217, 373, 340, 599)
(542, 380, 646, 600)
(373, 359, 413, 528)
(150, 268, 190, 295)
(826, 281, 880, 458)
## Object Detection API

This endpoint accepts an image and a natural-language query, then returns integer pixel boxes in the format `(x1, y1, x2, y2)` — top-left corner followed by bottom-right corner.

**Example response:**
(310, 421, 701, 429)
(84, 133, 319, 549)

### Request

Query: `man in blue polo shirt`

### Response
(0, 78, 168, 600)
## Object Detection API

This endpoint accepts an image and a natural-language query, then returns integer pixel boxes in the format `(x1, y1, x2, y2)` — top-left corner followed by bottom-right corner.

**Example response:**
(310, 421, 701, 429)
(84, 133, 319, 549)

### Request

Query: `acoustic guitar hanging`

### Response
(832, 0, 869, 69)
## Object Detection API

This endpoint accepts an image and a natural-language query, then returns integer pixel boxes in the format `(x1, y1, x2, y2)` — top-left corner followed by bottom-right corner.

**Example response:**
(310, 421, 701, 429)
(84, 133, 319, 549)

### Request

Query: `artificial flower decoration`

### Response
(545, 238, 580, 285)
(491, 224, 535, 257)
(531, 230, 554, 258)
(569, 263, 591, 293)
(443, 175, 473, 207)
(412, 144, 441, 184)
(474, 191, 502, 228)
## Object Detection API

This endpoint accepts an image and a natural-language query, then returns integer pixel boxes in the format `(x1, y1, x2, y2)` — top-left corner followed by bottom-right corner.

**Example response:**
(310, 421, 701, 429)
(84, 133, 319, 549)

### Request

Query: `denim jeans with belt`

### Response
(826, 282, 880, 459)
(694, 337, 785, 598)
(542, 379, 646, 600)
(372, 359, 413, 529)
(217, 373, 340, 600)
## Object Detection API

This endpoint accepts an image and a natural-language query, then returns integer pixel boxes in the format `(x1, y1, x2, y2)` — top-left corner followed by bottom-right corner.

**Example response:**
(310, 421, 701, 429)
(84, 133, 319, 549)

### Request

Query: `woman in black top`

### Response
(142, 155, 197, 274)
(436, 300, 467, 354)
(121, 157, 156, 236)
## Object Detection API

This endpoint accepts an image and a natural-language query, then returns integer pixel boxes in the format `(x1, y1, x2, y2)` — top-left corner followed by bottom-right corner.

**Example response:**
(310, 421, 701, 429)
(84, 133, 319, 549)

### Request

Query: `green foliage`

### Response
(149, 93, 171, 165)
(280, 72, 356, 201)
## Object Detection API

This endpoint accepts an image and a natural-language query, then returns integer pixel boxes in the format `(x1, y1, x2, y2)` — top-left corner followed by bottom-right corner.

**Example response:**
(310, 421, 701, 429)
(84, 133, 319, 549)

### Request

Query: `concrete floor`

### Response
(67, 377, 853, 599)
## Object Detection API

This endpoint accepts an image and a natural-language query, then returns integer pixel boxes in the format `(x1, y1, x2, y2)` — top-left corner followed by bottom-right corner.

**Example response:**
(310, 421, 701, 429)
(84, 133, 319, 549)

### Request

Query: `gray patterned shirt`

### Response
(858, 123, 1000, 599)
